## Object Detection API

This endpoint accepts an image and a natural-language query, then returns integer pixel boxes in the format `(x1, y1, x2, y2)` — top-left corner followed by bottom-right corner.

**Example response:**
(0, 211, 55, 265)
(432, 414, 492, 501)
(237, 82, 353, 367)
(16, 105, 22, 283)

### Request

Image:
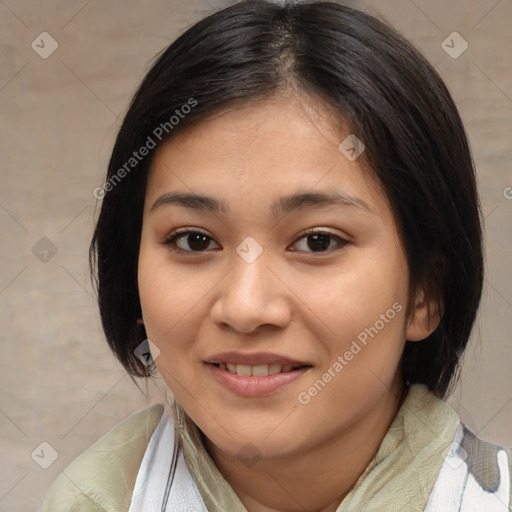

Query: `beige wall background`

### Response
(0, 0, 511, 510)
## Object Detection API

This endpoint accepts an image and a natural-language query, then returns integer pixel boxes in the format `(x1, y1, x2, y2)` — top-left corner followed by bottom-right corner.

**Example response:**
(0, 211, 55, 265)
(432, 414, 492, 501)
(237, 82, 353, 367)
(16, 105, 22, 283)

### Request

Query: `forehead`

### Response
(145, 95, 388, 218)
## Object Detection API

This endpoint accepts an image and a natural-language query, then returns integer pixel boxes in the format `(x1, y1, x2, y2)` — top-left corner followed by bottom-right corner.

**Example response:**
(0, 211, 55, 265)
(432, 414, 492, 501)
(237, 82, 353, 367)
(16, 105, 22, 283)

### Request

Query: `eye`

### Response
(162, 229, 219, 253)
(161, 228, 348, 254)
(291, 229, 348, 253)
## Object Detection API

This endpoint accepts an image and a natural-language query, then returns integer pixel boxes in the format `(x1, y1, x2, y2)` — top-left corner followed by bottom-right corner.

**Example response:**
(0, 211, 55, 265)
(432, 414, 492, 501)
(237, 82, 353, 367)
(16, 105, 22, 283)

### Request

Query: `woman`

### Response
(40, 1, 512, 510)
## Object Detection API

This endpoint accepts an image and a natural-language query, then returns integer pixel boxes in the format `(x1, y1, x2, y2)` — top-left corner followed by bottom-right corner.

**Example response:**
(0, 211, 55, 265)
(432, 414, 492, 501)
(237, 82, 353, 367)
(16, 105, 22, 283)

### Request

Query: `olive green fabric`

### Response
(39, 404, 163, 512)
(39, 384, 511, 511)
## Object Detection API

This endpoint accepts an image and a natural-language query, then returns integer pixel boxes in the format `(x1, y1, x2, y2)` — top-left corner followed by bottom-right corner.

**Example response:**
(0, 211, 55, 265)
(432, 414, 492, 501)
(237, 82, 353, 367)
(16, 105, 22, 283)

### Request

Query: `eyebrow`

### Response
(149, 189, 375, 218)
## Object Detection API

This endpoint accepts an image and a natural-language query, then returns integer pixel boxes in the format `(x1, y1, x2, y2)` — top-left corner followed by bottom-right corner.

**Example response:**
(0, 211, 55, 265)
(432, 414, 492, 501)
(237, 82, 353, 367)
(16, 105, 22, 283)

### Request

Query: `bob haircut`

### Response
(89, 0, 484, 400)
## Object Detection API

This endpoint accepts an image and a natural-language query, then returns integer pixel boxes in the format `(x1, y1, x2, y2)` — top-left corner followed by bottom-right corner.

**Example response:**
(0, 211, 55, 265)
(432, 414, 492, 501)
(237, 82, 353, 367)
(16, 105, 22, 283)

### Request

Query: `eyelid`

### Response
(161, 227, 349, 254)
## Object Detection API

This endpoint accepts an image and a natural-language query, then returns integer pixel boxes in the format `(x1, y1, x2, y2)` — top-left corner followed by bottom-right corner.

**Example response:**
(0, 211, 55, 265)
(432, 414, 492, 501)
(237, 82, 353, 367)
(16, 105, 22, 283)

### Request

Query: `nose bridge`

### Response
(227, 242, 271, 303)
(212, 241, 291, 332)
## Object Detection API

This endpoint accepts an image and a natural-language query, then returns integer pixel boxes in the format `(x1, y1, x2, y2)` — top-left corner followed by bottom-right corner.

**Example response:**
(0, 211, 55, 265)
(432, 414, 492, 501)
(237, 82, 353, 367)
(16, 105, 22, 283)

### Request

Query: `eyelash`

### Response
(161, 228, 349, 255)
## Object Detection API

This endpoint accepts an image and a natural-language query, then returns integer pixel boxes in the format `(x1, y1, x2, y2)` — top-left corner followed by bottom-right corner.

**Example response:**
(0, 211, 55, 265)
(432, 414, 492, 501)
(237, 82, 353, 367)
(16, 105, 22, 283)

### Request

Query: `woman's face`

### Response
(138, 94, 426, 461)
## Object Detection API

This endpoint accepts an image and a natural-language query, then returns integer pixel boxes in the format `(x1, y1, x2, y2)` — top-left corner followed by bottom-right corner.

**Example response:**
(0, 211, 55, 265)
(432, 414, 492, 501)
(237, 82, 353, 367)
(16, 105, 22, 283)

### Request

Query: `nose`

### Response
(210, 253, 292, 334)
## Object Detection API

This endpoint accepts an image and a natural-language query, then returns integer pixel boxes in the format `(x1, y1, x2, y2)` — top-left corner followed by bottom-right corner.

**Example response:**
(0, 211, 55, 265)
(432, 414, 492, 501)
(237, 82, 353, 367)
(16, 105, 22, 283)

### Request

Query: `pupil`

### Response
(188, 233, 209, 251)
(308, 234, 330, 251)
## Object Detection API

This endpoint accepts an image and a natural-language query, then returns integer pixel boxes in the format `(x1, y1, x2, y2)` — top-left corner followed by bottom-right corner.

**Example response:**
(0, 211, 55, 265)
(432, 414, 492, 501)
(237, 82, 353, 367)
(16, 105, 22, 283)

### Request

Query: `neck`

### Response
(203, 379, 408, 512)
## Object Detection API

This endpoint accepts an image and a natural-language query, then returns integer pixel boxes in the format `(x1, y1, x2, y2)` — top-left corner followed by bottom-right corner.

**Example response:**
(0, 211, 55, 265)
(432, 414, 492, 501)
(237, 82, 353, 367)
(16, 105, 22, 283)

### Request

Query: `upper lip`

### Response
(205, 351, 312, 367)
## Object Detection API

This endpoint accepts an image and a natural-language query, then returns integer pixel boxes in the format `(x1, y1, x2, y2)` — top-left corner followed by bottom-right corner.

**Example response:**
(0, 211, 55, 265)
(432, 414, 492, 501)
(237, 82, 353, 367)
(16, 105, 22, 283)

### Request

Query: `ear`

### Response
(405, 288, 443, 342)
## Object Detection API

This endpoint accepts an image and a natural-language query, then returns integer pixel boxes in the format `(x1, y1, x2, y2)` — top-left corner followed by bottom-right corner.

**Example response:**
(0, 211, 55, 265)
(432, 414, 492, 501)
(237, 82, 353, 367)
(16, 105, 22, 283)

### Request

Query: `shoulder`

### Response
(39, 404, 164, 512)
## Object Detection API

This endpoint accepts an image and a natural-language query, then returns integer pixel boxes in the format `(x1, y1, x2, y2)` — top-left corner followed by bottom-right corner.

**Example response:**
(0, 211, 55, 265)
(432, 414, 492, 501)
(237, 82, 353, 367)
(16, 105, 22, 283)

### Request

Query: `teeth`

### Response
(268, 364, 282, 375)
(236, 365, 252, 376)
(220, 363, 303, 376)
(252, 365, 269, 376)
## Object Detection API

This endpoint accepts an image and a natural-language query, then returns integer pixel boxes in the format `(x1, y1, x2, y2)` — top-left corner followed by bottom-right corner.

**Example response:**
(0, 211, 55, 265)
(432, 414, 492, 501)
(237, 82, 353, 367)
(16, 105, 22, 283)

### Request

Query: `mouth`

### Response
(204, 361, 313, 397)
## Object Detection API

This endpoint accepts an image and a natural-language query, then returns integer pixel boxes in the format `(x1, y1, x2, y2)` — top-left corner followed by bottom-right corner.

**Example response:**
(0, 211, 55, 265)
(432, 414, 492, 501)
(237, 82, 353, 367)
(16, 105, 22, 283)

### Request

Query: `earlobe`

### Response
(405, 289, 443, 342)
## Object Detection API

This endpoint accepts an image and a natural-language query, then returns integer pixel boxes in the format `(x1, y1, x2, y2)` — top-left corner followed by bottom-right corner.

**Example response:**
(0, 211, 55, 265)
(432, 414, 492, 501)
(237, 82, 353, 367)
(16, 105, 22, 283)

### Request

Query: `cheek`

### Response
(137, 246, 214, 373)
(307, 246, 408, 378)
(138, 257, 203, 396)
(138, 248, 181, 347)
(315, 250, 408, 329)
(138, 245, 197, 324)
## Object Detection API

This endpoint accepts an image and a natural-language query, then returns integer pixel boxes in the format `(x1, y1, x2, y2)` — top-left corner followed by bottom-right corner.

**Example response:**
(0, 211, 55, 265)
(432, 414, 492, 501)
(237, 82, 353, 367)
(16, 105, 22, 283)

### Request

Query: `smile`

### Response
(205, 362, 312, 397)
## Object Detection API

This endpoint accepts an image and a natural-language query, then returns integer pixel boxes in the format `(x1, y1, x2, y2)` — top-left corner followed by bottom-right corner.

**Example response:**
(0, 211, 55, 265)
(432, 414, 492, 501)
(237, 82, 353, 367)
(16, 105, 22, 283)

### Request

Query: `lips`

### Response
(206, 361, 311, 397)
(203, 351, 313, 396)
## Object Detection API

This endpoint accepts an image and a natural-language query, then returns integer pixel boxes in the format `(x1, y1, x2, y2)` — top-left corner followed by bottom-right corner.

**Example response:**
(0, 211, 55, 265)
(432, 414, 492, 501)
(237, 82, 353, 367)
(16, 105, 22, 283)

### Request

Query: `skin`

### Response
(137, 91, 441, 512)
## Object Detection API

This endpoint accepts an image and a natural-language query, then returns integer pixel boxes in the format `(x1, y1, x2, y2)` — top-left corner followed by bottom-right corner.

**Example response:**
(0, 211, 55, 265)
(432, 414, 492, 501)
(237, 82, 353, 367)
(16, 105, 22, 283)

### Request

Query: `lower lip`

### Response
(205, 363, 311, 397)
